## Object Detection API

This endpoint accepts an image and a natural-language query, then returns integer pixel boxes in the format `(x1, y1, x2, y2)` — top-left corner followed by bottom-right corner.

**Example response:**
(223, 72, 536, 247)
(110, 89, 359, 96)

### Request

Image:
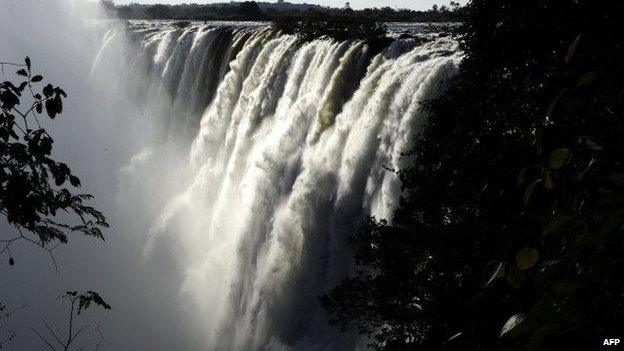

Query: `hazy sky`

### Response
(113, 0, 465, 11)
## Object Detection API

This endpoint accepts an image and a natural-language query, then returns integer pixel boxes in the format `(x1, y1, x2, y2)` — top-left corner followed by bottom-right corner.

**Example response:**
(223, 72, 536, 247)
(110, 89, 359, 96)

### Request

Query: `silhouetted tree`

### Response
(1, 57, 108, 267)
(322, 0, 624, 350)
(1, 58, 109, 349)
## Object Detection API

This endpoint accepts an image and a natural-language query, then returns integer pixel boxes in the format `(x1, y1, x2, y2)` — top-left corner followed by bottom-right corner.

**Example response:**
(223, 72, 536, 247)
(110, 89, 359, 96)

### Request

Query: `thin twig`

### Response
(0, 61, 27, 75)
(64, 297, 76, 351)
(29, 326, 58, 351)
(42, 319, 65, 347)
(68, 325, 90, 347)
(93, 327, 104, 351)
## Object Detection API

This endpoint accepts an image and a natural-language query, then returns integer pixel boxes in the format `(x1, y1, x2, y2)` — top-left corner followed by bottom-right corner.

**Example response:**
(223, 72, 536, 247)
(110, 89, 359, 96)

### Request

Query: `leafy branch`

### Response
(30, 291, 111, 351)
(0, 57, 109, 268)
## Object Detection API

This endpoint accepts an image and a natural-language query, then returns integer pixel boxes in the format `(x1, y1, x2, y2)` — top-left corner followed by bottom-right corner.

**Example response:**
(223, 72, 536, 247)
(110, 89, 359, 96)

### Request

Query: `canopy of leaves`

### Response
(272, 13, 391, 53)
(0, 58, 108, 260)
(322, 0, 624, 350)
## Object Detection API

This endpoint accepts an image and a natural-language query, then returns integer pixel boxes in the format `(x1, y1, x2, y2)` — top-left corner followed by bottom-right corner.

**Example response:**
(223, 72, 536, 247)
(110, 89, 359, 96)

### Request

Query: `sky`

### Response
(112, 0, 466, 11)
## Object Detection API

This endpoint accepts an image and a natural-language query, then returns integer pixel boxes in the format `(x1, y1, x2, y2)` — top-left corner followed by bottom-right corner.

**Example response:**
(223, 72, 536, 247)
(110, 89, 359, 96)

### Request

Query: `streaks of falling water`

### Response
(97, 21, 462, 351)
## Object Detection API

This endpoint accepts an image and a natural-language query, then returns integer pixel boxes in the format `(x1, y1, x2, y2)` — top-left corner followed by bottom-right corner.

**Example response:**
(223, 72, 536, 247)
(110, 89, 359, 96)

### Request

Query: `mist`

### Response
(1, 1, 202, 349)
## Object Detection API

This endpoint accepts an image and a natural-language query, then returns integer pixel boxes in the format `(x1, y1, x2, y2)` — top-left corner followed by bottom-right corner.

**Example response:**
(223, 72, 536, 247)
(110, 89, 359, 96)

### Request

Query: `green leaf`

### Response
(524, 179, 542, 205)
(543, 215, 571, 236)
(549, 148, 570, 169)
(545, 89, 567, 117)
(565, 34, 582, 64)
(516, 247, 539, 270)
(576, 71, 598, 87)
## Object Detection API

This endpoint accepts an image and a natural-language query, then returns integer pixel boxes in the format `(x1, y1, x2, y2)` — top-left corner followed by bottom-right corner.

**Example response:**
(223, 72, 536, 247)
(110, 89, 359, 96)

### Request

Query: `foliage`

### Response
(109, 1, 465, 23)
(70, 290, 112, 315)
(272, 13, 391, 53)
(1, 58, 109, 349)
(0, 58, 108, 266)
(322, 0, 624, 350)
(144, 4, 172, 20)
(30, 291, 110, 351)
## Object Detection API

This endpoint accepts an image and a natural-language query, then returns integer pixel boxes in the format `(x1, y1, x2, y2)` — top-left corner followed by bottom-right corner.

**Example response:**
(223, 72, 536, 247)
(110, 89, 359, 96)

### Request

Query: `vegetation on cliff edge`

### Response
(322, 0, 624, 350)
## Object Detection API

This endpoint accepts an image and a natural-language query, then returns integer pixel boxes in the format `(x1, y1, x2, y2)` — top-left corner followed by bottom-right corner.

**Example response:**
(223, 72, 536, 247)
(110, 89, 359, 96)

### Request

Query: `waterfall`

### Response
(2, 7, 460, 349)
(93, 21, 461, 350)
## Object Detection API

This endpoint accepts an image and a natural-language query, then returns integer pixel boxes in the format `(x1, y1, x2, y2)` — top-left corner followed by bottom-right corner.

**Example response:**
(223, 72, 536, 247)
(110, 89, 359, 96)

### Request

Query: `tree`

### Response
(272, 12, 390, 54)
(1, 57, 108, 267)
(145, 4, 171, 19)
(240, 1, 262, 17)
(104, 2, 465, 23)
(322, 1, 624, 350)
(1, 58, 109, 349)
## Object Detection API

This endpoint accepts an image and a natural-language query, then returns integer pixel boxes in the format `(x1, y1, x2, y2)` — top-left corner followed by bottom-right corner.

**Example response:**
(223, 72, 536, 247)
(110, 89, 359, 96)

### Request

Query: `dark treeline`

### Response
(272, 13, 393, 55)
(98, 1, 465, 22)
(321, 0, 624, 350)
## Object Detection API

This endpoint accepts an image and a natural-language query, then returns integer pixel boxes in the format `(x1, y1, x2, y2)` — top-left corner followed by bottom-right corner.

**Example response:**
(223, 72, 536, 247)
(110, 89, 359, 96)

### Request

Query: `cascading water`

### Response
(2, 4, 460, 349)
(92, 21, 462, 350)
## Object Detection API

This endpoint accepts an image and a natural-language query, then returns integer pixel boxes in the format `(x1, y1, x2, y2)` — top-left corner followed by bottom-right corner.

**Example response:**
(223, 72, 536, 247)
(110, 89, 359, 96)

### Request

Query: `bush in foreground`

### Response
(322, 1, 624, 350)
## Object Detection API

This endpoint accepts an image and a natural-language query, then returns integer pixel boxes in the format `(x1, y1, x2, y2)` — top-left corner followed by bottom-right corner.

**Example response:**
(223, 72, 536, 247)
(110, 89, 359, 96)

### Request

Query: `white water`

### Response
(2, 4, 460, 350)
